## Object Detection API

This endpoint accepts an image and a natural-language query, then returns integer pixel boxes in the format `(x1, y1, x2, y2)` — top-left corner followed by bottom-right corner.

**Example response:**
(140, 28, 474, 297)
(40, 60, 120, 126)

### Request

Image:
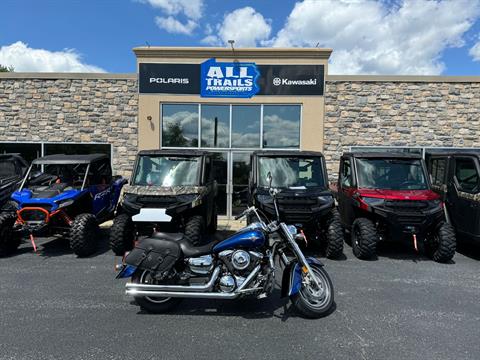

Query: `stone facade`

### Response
(324, 79, 480, 179)
(2, 74, 480, 181)
(0, 75, 138, 177)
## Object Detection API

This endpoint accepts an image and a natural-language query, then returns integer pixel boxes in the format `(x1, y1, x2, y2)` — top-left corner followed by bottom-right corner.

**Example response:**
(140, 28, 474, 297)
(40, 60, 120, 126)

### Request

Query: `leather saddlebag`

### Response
(125, 237, 181, 274)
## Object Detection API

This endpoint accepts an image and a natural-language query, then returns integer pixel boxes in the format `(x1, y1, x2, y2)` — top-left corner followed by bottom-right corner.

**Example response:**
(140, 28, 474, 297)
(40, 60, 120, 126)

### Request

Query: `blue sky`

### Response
(1, 0, 480, 75)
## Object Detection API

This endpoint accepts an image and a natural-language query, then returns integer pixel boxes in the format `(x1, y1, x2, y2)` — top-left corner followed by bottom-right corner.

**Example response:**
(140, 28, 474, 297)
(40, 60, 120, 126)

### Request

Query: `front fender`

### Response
(281, 257, 324, 298)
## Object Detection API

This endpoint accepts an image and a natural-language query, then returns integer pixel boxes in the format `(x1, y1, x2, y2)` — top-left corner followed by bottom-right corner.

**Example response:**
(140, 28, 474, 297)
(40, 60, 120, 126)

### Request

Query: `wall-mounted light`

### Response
(147, 116, 154, 130)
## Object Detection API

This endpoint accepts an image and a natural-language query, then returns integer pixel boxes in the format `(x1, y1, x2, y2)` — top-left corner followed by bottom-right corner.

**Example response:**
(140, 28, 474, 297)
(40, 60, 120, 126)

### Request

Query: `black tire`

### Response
(325, 209, 344, 259)
(109, 213, 135, 256)
(1, 200, 18, 213)
(351, 218, 378, 260)
(69, 213, 99, 257)
(0, 213, 20, 256)
(132, 270, 181, 314)
(207, 205, 218, 234)
(290, 263, 334, 319)
(426, 222, 456, 263)
(184, 215, 205, 246)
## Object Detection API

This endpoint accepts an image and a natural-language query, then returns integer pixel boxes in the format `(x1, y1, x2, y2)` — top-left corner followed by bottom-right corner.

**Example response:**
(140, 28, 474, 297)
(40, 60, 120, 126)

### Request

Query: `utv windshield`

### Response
(258, 156, 325, 188)
(26, 163, 89, 188)
(134, 155, 201, 186)
(355, 158, 428, 190)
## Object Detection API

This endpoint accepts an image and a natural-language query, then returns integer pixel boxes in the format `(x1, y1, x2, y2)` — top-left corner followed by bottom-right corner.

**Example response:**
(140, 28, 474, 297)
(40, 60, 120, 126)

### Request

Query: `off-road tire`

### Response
(207, 205, 218, 234)
(184, 215, 205, 246)
(1, 200, 18, 213)
(109, 213, 135, 256)
(325, 209, 344, 259)
(0, 213, 20, 256)
(132, 270, 182, 314)
(351, 218, 378, 260)
(426, 222, 456, 263)
(69, 213, 99, 257)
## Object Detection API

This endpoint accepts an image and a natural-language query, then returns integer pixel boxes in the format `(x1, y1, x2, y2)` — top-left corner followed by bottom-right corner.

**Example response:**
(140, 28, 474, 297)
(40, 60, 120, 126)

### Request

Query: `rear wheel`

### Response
(69, 213, 99, 257)
(132, 270, 181, 314)
(426, 222, 456, 263)
(109, 213, 135, 256)
(324, 209, 344, 259)
(351, 218, 378, 260)
(184, 215, 205, 246)
(0, 213, 20, 256)
(291, 264, 334, 318)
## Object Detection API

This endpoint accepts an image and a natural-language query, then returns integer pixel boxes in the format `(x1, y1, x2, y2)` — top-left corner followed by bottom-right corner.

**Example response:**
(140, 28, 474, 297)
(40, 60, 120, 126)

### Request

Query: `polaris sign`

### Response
(200, 58, 260, 98)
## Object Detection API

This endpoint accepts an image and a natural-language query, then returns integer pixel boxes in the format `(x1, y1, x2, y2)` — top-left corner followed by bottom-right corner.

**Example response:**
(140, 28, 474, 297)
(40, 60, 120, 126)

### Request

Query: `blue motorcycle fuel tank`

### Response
(213, 223, 266, 253)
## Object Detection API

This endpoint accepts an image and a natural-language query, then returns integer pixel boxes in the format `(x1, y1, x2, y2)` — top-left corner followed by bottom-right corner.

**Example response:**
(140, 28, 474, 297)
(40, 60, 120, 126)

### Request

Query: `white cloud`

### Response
(201, 7, 272, 47)
(155, 16, 197, 35)
(140, 0, 203, 35)
(270, 0, 480, 75)
(0, 41, 104, 72)
(141, 0, 203, 20)
(470, 38, 480, 61)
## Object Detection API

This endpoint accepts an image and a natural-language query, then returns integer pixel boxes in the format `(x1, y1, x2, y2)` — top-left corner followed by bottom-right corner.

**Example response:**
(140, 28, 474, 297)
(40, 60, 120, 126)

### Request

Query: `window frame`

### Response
(160, 102, 303, 151)
(453, 156, 480, 194)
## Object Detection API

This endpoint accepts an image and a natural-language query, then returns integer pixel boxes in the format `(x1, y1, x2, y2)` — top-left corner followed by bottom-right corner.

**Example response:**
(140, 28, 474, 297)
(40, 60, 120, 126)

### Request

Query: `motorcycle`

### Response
(116, 174, 335, 318)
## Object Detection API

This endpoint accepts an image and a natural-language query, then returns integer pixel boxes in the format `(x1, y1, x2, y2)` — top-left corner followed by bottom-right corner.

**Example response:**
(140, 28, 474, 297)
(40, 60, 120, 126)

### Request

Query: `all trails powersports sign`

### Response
(139, 58, 324, 97)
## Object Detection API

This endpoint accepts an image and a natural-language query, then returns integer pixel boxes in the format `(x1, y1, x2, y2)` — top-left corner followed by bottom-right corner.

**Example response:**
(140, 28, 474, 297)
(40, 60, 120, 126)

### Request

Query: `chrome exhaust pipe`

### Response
(126, 265, 261, 299)
(126, 267, 221, 293)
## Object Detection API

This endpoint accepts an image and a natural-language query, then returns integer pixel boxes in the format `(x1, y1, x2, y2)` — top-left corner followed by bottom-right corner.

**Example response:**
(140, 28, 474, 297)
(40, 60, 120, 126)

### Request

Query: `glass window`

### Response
(133, 155, 201, 186)
(44, 143, 111, 159)
(355, 158, 428, 190)
(201, 105, 229, 148)
(455, 158, 479, 193)
(0, 142, 41, 163)
(263, 105, 300, 148)
(231, 105, 260, 148)
(430, 158, 447, 186)
(258, 156, 325, 189)
(341, 158, 353, 187)
(162, 104, 199, 147)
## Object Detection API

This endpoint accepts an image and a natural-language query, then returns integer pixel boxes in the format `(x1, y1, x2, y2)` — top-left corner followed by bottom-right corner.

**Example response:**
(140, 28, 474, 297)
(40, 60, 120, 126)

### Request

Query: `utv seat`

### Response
(151, 232, 216, 257)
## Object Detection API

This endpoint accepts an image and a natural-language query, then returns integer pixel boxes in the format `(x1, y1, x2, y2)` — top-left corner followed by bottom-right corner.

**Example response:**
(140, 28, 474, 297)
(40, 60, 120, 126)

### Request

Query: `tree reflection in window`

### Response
(162, 105, 199, 147)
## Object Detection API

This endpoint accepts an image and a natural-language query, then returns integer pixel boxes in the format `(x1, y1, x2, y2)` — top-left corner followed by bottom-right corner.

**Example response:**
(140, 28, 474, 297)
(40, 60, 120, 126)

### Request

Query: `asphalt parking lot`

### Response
(0, 228, 479, 360)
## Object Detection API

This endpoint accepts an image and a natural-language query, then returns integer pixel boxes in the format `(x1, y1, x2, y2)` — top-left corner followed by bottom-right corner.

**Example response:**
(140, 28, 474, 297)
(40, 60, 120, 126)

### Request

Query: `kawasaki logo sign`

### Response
(139, 61, 324, 96)
(200, 58, 260, 98)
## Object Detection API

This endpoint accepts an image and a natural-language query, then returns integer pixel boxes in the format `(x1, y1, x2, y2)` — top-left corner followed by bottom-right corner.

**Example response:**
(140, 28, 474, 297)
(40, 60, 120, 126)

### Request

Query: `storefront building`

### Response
(1, 46, 480, 218)
(135, 47, 331, 217)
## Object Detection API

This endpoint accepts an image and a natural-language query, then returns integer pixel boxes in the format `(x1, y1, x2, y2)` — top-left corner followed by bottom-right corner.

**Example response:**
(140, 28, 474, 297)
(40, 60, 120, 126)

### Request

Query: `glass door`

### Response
(231, 152, 251, 216)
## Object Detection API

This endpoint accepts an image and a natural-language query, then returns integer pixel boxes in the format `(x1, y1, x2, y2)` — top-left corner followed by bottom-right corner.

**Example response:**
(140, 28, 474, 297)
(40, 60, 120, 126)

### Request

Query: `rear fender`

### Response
(281, 257, 324, 297)
(116, 264, 137, 279)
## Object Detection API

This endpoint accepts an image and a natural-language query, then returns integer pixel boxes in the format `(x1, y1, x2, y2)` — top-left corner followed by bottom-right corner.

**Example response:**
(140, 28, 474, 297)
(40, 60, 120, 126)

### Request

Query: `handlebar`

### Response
(234, 206, 255, 220)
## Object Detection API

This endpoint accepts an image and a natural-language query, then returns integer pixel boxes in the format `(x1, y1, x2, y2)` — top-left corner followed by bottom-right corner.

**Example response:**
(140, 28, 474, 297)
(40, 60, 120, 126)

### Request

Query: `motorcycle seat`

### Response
(151, 232, 183, 242)
(151, 232, 215, 258)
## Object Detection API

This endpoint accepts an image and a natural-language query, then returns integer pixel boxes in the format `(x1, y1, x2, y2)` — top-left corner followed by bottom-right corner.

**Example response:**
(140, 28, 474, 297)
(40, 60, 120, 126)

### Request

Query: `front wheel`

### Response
(290, 264, 334, 318)
(426, 222, 456, 263)
(131, 270, 182, 314)
(69, 213, 99, 257)
(351, 218, 378, 260)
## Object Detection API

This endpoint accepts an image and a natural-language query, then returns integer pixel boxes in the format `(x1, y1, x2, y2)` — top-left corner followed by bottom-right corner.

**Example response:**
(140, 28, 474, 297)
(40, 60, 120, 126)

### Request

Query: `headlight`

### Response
(361, 197, 385, 207)
(57, 199, 74, 209)
(318, 195, 333, 204)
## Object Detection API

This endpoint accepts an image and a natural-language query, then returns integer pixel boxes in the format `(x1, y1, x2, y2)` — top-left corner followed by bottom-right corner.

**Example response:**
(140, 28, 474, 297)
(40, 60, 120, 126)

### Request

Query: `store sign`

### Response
(200, 58, 260, 98)
(257, 64, 324, 96)
(139, 61, 324, 96)
(138, 63, 199, 94)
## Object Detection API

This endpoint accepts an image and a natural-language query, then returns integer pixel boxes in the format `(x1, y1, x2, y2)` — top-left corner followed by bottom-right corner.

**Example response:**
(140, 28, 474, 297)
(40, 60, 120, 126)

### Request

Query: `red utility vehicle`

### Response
(336, 152, 456, 262)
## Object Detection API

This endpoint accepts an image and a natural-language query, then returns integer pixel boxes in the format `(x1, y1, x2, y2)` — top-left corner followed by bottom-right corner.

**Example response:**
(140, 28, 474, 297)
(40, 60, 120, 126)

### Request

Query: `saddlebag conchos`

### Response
(125, 237, 181, 274)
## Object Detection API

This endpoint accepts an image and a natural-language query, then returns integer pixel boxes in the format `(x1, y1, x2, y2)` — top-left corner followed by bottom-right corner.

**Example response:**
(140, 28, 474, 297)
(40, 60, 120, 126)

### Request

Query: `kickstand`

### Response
(29, 234, 37, 252)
